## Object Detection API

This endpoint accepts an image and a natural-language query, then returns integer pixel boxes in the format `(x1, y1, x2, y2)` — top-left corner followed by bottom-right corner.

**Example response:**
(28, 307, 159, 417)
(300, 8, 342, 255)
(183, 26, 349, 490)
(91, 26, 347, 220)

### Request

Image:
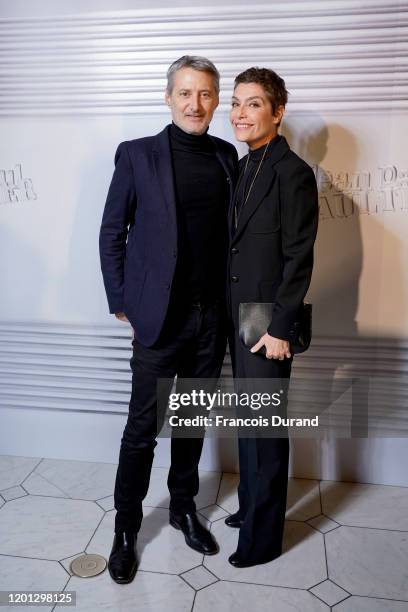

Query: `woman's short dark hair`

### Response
(234, 67, 288, 115)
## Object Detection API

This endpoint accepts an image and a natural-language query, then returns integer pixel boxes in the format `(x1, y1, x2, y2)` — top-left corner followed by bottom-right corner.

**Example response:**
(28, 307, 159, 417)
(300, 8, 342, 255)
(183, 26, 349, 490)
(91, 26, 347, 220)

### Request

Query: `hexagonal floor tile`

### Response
(204, 519, 326, 588)
(87, 507, 204, 574)
(0, 555, 68, 612)
(286, 478, 321, 520)
(85, 511, 118, 560)
(1, 485, 27, 501)
(34, 459, 117, 501)
(0, 496, 103, 560)
(217, 475, 322, 521)
(326, 526, 408, 600)
(321, 481, 408, 530)
(141, 468, 170, 508)
(333, 596, 408, 611)
(216, 473, 239, 513)
(60, 553, 87, 576)
(193, 581, 329, 611)
(194, 471, 222, 510)
(60, 570, 194, 611)
(143, 468, 221, 510)
(23, 473, 68, 498)
(95, 495, 114, 511)
(0, 456, 41, 490)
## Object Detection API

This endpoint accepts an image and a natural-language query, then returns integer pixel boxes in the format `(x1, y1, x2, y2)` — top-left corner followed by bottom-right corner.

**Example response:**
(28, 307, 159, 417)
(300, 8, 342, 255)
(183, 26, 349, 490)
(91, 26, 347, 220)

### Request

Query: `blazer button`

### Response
(231, 275, 239, 283)
(231, 247, 239, 255)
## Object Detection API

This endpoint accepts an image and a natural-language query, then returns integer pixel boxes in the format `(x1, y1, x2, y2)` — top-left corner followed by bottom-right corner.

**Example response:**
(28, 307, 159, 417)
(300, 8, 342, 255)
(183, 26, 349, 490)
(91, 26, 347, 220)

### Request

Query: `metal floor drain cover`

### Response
(70, 554, 107, 577)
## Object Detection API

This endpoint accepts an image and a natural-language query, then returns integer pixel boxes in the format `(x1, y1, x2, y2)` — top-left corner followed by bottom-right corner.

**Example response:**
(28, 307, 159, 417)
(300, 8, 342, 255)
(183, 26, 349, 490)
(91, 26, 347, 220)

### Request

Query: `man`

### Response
(99, 55, 238, 583)
(226, 67, 318, 567)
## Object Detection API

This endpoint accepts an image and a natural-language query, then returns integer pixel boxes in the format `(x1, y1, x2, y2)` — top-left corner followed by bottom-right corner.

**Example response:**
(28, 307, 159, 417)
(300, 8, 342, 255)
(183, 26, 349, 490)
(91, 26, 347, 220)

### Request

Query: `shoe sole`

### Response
(169, 518, 219, 555)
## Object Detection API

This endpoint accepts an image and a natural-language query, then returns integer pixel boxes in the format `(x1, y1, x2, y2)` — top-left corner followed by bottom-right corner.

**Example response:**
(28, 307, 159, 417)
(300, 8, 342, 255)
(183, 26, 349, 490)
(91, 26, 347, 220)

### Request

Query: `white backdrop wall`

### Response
(1, 0, 407, 485)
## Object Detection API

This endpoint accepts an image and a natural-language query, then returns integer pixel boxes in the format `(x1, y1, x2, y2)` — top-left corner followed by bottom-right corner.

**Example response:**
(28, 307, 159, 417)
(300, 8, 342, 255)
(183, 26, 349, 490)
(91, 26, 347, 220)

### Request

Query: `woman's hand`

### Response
(251, 333, 291, 360)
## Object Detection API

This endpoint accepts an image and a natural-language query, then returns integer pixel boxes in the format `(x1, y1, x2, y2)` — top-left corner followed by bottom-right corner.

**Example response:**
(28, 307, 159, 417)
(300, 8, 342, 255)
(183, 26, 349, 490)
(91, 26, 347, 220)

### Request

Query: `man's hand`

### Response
(250, 333, 291, 360)
(115, 312, 129, 323)
(115, 312, 135, 339)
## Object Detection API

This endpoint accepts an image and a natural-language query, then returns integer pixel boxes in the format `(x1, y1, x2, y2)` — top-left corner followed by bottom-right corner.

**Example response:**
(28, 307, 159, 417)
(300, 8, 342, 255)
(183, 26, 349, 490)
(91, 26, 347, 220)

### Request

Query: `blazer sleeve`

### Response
(267, 161, 318, 340)
(99, 141, 137, 314)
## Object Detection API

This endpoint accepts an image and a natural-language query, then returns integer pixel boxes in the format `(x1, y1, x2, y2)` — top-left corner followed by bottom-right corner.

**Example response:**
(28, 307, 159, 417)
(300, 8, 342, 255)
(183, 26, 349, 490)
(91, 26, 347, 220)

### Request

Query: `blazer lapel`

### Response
(208, 136, 238, 239)
(152, 125, 177, 232)
(210, 136, 235, 205)
(232, 136, 289, 244)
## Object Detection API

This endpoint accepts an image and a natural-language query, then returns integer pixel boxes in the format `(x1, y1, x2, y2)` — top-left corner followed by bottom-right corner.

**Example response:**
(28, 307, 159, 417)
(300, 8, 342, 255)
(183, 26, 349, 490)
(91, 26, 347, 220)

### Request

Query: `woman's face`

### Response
(230, 82, 283, 149)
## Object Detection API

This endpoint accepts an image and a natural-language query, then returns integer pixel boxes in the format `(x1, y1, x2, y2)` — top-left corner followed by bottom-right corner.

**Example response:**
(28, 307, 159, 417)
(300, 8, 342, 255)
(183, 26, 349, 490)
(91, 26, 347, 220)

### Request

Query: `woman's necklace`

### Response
(234, 139, 271, 230)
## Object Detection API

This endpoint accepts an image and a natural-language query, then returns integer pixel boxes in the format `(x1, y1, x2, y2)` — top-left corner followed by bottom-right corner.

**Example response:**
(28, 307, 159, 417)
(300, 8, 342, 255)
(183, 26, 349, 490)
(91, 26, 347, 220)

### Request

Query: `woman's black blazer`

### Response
(227, 136, 319, 341)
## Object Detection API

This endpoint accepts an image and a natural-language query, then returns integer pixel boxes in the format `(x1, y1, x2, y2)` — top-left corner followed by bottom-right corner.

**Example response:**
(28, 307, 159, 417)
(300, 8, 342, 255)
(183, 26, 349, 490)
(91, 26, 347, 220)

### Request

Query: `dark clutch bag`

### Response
(239, 302, 312, 356)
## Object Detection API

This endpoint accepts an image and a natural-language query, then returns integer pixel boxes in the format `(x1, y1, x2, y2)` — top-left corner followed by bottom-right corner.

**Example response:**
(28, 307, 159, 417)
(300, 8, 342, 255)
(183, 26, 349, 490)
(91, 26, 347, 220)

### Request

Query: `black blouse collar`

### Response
(247, 134, 282, 162)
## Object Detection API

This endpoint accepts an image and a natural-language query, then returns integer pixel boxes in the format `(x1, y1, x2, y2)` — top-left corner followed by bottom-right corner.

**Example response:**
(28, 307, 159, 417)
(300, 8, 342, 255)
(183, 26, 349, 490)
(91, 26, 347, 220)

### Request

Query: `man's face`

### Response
(230, 82, 283, 149)
(165, 67, 219, 135)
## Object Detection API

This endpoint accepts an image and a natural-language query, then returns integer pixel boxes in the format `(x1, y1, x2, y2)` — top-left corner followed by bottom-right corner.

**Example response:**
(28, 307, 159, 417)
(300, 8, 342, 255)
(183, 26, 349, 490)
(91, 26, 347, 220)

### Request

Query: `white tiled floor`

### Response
(0, 455, 407, 612)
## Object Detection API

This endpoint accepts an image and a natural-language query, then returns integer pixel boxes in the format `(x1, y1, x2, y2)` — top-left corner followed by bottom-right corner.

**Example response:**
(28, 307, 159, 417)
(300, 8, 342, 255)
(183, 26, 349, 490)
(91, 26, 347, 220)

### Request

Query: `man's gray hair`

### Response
(166, 55, 220, 94)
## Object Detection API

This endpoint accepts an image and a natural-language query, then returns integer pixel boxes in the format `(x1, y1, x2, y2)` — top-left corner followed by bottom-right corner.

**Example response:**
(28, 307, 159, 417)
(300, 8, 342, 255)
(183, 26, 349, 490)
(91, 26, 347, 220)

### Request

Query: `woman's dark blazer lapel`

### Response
(231, 136, 290, 244)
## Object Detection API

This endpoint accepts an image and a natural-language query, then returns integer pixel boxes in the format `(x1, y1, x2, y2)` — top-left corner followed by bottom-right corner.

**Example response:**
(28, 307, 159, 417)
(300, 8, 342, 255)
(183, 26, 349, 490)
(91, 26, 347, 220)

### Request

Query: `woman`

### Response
(226, 67, 319, 567)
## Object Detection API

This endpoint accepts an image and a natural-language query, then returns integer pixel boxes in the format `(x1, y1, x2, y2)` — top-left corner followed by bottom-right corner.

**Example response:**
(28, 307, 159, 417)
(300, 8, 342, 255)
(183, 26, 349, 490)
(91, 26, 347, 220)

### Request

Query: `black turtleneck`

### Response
(234, 135, 282, 227)
(169, 122, 230, 305)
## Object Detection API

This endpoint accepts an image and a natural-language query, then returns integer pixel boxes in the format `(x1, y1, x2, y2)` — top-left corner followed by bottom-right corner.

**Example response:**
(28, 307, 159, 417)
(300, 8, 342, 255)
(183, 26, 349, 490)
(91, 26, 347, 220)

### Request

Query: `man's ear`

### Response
(164, 89, 171, 106)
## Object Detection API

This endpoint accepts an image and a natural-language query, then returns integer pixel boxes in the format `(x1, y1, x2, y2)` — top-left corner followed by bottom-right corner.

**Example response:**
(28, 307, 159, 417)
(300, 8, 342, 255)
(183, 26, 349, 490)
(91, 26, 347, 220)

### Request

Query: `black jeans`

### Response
(114, 300, 226, 533)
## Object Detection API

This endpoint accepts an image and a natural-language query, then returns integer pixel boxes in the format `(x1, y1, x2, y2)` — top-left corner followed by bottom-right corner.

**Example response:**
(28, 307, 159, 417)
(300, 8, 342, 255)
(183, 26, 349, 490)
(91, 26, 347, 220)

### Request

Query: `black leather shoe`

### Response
(169, 512, 219, 555)
(108, 531, 138, 584)
(225, 512, 244, 528)
(228, 551, 280, 568)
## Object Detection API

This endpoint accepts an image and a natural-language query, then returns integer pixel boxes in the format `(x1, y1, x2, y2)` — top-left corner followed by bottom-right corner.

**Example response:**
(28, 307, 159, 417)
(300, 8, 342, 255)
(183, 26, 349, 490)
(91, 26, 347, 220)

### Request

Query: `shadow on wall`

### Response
(282, 116, 405, 483)
(284, 118, 362, 339)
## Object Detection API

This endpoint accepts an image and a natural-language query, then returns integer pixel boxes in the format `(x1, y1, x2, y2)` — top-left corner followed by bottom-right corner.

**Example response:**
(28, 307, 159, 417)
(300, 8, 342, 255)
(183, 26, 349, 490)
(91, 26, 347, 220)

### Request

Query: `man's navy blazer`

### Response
(99, 124, 238, 347)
